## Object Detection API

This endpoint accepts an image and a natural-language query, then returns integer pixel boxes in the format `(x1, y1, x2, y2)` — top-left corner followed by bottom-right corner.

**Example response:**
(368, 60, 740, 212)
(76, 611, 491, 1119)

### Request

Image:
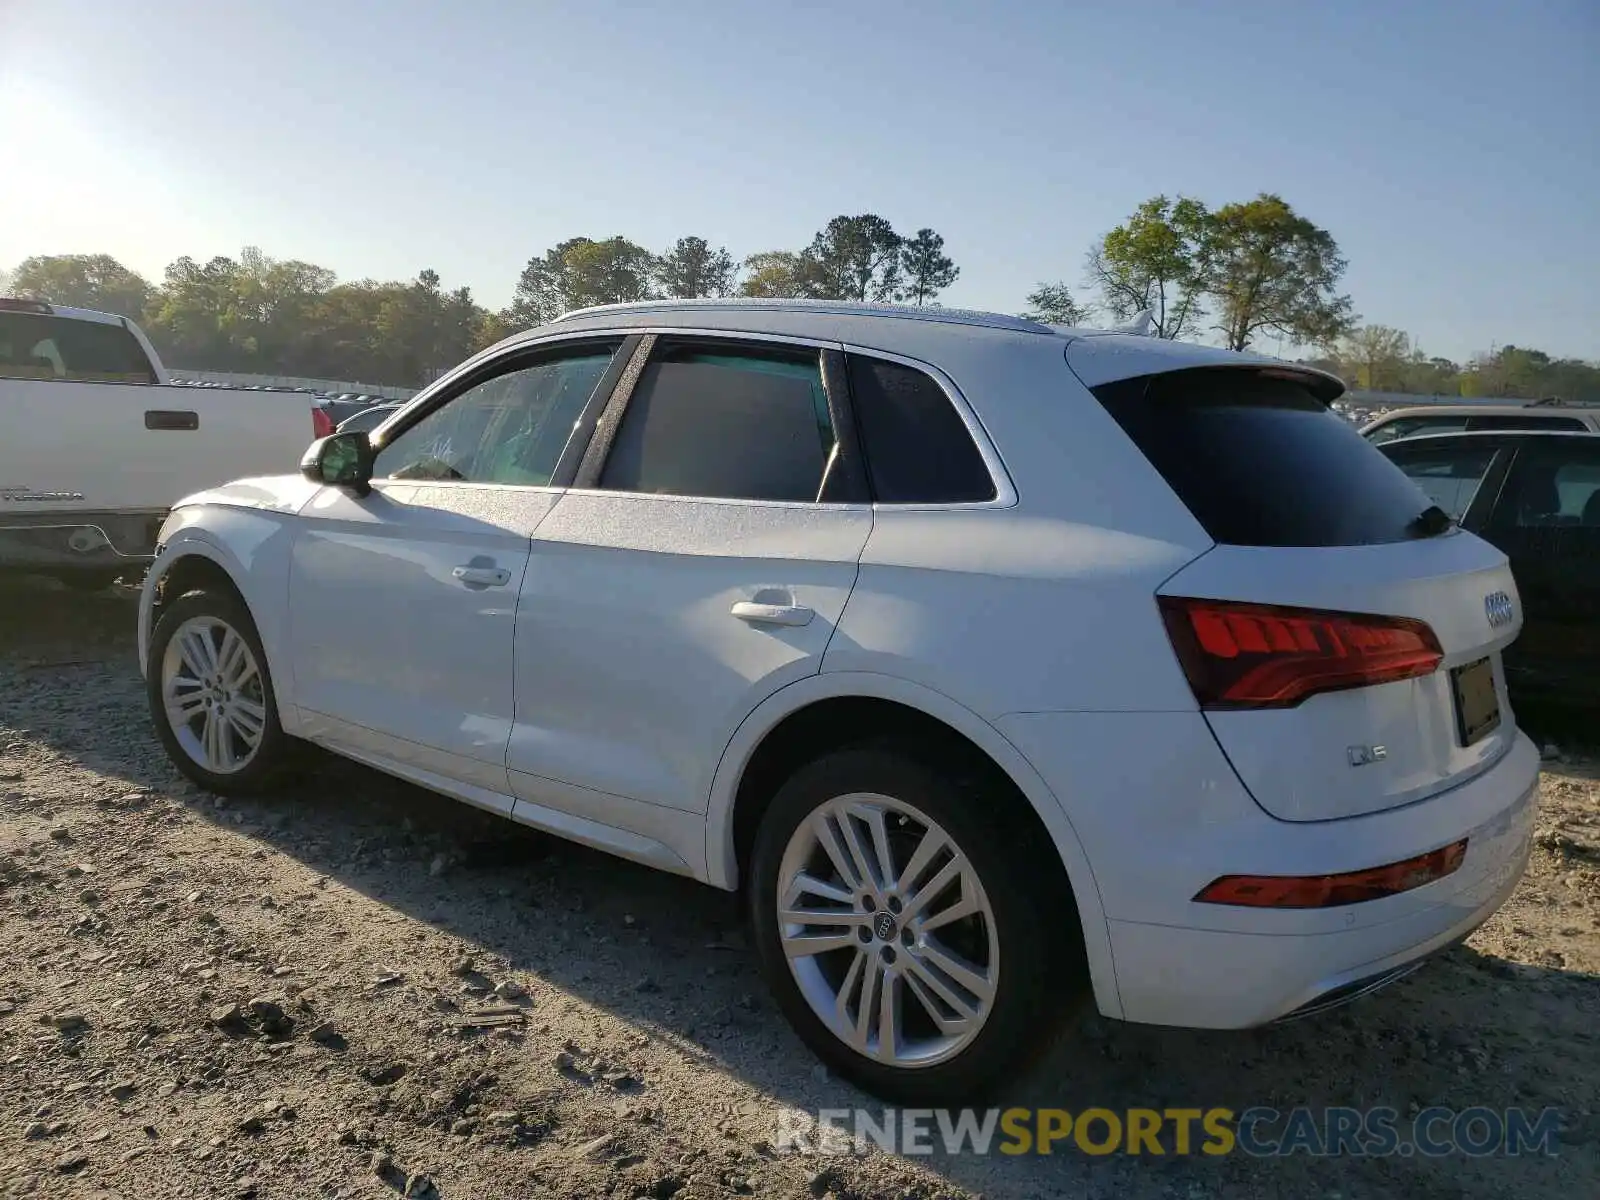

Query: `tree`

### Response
(506, 236, 657, 327)
(806, 215, 903, 302)
(738, 251, 827, 299)
(144, 254, 249, 370)
(655, 236, 736, 299)
(10, 253, 153, 320)
(1086, 195, 1210, 339)
(1459, 344, 1600, 401)
(1021, 282, 1089, 326)
(1335, 324, 1412, 390)
(898, 228, 958, 306)
(1200, 193, 1355, 351)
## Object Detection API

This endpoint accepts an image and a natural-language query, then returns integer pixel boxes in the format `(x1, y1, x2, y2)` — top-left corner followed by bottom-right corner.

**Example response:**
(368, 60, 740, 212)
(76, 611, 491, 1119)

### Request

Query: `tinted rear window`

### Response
(1093, 369, 1436, 546)
(0, 312, 157, 384)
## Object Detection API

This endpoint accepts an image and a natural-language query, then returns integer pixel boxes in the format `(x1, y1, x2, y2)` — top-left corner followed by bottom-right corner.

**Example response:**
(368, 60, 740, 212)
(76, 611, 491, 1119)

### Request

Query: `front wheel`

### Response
(146, 588, 292, 795)
(749, 743, 1084, 1104)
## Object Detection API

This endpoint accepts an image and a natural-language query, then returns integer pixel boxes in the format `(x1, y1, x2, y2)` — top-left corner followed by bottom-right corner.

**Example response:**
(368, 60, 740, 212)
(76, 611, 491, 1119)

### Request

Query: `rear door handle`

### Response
(731, 600, 814, 627)
(145, 409, 199, 431)
(452, 565, 512, 589)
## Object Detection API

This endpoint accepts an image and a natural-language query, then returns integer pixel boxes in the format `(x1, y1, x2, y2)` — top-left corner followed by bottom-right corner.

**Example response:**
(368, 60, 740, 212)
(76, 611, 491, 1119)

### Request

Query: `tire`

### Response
(748, 741, 1086, 1104)
(146, 588, 293, 795)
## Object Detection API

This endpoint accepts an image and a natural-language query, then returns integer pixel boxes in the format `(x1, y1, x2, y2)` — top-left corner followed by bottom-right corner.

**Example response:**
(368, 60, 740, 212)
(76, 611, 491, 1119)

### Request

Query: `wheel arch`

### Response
(138, 516, 301, 734)
(705, 671, 1123, 1019)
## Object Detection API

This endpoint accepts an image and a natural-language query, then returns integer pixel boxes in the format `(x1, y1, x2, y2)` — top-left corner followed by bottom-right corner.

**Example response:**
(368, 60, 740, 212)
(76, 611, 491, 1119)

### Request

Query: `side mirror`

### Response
(300, 432, 374, 496)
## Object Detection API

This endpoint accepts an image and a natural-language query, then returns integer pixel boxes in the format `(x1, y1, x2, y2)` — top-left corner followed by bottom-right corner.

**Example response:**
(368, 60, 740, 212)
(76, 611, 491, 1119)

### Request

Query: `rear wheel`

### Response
(146, 589, 292, 795)
(749, 743, 1084, 1103)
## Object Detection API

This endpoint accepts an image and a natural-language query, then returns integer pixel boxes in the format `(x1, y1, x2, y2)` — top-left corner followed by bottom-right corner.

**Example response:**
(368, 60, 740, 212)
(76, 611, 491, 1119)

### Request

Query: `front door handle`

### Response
(731, 600, 814, 627)
(144, 409, 199, 431)
(452, 564, 512, 589)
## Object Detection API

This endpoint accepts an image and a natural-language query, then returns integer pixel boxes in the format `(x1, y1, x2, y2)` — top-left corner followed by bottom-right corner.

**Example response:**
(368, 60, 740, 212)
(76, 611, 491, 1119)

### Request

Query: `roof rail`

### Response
(1527, 396, 1600, 408)
(550, 297, 1055, 335)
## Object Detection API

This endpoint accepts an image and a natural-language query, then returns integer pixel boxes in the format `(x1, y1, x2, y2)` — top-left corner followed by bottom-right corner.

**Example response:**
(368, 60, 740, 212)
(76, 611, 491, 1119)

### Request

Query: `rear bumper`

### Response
(0, 510, 164, 572)
(1104, 732, 1539, 1027)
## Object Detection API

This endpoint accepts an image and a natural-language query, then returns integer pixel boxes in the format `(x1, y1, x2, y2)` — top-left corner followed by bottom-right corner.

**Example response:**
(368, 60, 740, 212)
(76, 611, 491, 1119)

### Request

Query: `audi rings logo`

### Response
(1484, 591, 1515, 629)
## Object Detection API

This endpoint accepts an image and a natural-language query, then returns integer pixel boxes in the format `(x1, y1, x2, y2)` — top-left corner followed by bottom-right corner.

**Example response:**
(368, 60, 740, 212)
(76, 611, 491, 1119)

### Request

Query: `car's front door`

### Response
(505, 333, 873, 846)
(1478, 439, 1600, 705)
(286, 337, 630, 808)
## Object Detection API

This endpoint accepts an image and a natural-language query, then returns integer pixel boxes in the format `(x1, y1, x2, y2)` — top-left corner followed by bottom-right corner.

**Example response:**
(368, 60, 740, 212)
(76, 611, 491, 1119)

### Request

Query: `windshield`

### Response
(0, 312, 158, 384)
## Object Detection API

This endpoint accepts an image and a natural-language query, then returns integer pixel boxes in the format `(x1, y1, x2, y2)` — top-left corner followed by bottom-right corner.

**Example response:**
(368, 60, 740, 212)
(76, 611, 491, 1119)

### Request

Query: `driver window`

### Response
(372, 345, 618, 485)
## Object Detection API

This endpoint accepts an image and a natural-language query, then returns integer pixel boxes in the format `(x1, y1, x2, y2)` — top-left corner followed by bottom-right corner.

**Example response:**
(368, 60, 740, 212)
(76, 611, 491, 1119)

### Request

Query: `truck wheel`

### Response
(147, 588, 291, 795)
(748, 743, 1083, 1104)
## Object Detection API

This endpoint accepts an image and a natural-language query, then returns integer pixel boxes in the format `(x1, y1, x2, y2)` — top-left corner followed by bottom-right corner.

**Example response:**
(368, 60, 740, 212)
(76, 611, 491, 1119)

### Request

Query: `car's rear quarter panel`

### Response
(824, 335, 1211, 718)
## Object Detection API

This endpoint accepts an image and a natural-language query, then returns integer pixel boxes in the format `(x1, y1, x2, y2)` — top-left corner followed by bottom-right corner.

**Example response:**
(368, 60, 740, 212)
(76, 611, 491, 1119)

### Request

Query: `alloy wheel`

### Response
(160, 615, 268, 775)
(775, 792, 1000, 1069)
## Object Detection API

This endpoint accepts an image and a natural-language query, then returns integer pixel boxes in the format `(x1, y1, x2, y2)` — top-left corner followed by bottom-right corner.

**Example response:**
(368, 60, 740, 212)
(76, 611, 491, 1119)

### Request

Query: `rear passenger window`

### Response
(599, 344, 834, 502)
(846, 355, 996, 503)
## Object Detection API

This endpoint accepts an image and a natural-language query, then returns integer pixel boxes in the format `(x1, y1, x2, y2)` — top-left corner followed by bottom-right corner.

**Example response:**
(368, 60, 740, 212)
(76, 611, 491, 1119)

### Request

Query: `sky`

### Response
(1, 0, 1595, 362)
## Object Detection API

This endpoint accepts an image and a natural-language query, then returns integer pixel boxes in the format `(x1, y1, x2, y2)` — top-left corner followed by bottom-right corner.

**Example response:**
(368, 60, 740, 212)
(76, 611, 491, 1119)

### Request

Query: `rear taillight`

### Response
(312, 407, 336, 438)
(1194, 839, 1468, 908)
(1159, 596, 1443, 710)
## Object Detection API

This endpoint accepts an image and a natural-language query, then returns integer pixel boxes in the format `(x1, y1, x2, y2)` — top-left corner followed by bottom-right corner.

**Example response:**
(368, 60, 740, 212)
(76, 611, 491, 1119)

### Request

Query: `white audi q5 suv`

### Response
(139, 300, 1539, 1103)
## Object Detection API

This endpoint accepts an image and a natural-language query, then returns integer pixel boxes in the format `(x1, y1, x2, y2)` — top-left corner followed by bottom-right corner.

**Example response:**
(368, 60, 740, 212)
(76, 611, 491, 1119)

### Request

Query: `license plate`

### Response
(1451, 656, 1501, 746)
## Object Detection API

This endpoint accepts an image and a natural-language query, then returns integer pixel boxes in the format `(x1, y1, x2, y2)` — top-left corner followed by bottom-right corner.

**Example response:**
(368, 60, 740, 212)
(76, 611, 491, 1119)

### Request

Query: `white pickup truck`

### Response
(1, 298, 321, 586)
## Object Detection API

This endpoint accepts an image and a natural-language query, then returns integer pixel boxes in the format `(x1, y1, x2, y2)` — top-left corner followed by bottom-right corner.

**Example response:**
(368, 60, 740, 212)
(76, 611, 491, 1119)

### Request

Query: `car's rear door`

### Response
(1476, 437, 1600, 704)
(506, 332, 872, 838)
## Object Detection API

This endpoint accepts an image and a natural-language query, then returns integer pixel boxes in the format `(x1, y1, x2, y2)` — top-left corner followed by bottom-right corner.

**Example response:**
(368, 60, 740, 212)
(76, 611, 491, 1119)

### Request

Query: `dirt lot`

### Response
(0, 582, 1596, 1200)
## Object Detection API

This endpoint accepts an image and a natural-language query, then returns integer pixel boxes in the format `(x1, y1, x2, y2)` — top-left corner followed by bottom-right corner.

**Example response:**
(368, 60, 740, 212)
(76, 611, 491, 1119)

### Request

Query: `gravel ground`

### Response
(0, 580, 1596, 1200)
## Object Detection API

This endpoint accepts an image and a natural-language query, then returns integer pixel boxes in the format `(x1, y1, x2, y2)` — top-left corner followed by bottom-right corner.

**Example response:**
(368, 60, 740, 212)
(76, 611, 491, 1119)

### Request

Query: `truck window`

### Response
(0, 312, 158, 384)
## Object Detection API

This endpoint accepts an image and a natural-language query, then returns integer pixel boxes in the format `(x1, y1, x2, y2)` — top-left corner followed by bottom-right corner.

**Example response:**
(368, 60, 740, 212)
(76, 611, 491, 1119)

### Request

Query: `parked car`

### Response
(1361, 400, 1600, 444)
(1378, 428, 1600, 711)
(138, 299, 1538, 1102)
(335, 403, 403, 435)
(0, 298, 322, 587)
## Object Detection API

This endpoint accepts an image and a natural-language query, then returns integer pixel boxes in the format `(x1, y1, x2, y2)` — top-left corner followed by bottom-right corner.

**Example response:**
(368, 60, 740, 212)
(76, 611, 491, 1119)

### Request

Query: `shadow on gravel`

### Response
(1, 582, 1595, 1200)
